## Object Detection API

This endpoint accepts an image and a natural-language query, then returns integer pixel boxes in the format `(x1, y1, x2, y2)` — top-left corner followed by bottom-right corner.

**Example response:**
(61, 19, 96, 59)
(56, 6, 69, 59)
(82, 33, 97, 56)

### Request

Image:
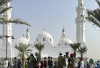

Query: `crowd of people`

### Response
(2, 52, 87, 68)
(86, 60, 100, 68)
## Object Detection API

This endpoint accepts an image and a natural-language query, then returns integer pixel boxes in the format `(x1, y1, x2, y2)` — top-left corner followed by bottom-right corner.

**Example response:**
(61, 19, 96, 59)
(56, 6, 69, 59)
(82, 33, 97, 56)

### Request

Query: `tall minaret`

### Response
(61, 27, 66, 38)
(1, 2, 12, 58)
(26, 27, 30, 41)
(76, 0, 86, 46)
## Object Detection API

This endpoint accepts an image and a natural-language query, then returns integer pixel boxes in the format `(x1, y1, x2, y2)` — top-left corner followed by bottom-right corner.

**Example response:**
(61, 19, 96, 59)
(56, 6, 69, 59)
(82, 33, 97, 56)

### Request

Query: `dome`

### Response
(19, 37, 29, 45)
(57, 28, 73, 47)
(34, 30, 54, 47)
(58, 37, 73, 47)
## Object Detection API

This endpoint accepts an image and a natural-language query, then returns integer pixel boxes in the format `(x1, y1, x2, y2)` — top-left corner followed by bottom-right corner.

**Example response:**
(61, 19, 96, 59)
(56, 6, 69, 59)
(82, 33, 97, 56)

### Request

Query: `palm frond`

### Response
(0, 0, 12, 7)
(86, 9, 100, 27)
(78, 46, 87, 55)
(17, 53, 22, 57)
(0, 17, 31, 26)
(0, 7, 12, 14)
(15, 43, 32, 55)
(96, 0, 100, 7)
(25, 49, 32, 55)
(86, 0, 100, 28)
(69, 43, 81, 51)
(34, 43, 44, 52)
(0, 17, 7, 24)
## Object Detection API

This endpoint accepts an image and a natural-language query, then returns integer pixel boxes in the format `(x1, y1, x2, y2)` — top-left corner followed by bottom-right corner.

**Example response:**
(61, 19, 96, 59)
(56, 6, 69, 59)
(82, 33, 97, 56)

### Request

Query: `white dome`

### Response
(19, 37, 29, 45)
(34, 30, 54, 47)
(58, 37, 73, 47)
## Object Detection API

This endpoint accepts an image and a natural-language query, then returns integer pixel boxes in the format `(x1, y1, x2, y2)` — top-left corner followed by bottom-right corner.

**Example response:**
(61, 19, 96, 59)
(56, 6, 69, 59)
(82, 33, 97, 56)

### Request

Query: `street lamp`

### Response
(0, 35, 15, 59)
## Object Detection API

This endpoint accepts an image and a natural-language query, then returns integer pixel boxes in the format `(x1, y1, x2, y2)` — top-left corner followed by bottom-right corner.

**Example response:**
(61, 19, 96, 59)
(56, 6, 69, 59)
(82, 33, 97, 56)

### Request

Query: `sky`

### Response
(0, 0, 100, 60)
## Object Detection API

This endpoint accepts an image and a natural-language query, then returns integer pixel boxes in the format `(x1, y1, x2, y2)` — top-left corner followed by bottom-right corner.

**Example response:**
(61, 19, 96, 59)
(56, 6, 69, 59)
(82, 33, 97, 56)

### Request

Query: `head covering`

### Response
(31, 54, 34, 57)
(59, 52, 62, 55)
(70, 53, 74, 57)
(66, 52, 69, 54)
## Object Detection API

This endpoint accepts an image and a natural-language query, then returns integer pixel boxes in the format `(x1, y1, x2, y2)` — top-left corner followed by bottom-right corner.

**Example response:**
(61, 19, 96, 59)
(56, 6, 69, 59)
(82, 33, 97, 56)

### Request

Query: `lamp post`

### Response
(0, 35, 15, 59)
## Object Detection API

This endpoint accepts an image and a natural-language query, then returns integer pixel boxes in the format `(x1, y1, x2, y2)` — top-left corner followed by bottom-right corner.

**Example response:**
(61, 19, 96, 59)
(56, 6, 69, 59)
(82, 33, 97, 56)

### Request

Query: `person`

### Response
(28, 54, 37, 68)
(41, 61, 43, 68)
(65, 55, 68, 68)
(54, 59, 58, 68)
(70, 53, 74, 68)
(7, 62, 11, 68)
(78, 60, 81, 68)
(75, 62, 78, 68)
(48, 57, 53, 68)
(35, 52, 40, 62)
(43, 57, 47, 68)
(87, 62, 90, 68)
(13, 57, 18, 68)
(58, 52, 63, 68)
(94, 62, 97, 68)
(97, 61, 100, 68)
(4, 58, 9, 68)
(50, 57, 53, 68)
(18, 59, 22, 68)
(80, 59, 84, 68)
(48, 57, 51, 68)
(63, 55, 66, 68)
(65, 52, 70, 68)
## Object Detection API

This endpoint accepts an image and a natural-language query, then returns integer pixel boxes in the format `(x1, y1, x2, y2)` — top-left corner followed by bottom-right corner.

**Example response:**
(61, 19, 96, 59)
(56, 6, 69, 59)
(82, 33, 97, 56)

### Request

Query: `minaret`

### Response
(61, 27, 66, 38)
(26, 27, 30, 41)
(1, 2, 12, 58)
(76, 0, 86, 46)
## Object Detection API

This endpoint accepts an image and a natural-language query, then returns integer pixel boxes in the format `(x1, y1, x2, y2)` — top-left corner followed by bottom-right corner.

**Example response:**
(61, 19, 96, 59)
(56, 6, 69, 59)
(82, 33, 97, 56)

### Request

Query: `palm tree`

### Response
(0, 0, 31, 26)
(78, 46, 87, 60)
(34, 43, 44, 61)
(69, 43, 81, 68)
(15, 43, 32, 68)
(0, 0, 12, 14)
(86, 0, 100, 28)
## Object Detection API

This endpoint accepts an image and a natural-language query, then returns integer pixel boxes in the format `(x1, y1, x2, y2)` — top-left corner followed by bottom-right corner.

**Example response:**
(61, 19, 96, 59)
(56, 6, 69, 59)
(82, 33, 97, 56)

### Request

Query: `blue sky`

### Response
(0, 0, 100, 60)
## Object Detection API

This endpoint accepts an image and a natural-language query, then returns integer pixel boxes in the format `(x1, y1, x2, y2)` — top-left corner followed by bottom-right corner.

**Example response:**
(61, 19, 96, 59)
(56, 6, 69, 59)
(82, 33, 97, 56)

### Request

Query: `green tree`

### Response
(78, 46, 87, 60)
(86, 0, 100, 28)
(15, 43, 32, 68)
(34, 43, 44, 61)
(0, 0, 12, 14)
(0, 0, 31, 26)
(70, 43, 81, 68)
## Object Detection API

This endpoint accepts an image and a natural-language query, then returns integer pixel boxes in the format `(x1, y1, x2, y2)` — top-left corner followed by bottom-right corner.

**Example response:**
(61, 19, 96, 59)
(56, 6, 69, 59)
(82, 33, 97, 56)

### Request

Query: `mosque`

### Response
(0, 0, 86, 60)
(18, 27, 73, 58)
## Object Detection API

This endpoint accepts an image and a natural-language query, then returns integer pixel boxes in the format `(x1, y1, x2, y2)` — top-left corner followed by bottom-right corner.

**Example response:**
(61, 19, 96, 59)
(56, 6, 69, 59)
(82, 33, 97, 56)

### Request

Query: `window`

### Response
(50, 39, 51, 42)
(43, 38, 45, 41)
(80, 4, 82, 6)
(59, 43, 60, 46)
(65, 43, 67, 46)
(81, 15, 83, 17)
(37, 39, 38, 41)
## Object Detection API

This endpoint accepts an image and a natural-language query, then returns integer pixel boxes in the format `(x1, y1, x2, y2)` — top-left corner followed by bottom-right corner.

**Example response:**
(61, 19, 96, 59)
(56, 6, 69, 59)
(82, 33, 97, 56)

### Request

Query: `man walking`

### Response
(4, 58, 9, 68)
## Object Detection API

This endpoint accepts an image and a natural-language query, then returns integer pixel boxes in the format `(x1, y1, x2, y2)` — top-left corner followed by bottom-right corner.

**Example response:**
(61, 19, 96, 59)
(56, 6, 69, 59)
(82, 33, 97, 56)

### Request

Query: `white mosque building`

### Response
(0, 0, 86, 60)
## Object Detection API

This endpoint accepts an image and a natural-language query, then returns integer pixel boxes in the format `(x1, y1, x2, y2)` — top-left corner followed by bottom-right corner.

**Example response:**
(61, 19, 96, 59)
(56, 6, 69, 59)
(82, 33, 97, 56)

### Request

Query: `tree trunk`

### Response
(39, 51, 41, 61)
(22, 54, 25, 68)
(81, 54, 83, 60)
(73, 51, 76, 68)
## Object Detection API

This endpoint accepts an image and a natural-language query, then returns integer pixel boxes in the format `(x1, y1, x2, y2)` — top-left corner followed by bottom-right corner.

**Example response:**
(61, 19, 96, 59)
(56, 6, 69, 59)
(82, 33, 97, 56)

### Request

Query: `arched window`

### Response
(59, 44, 60, 46)
(43, 38, 45, 41)
(50, 38, 51, 42)
(80, 4, 82, 6)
